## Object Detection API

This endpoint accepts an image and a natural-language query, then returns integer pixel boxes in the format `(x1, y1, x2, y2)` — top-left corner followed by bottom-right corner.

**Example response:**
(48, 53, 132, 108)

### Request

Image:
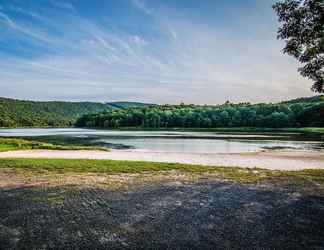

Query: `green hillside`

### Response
(106, 101, 155, 110)
(282, 95, 324, 104)
(0, 97, 111, 128)
(1, 96, 323, 129)
(76, 96, 324, 129)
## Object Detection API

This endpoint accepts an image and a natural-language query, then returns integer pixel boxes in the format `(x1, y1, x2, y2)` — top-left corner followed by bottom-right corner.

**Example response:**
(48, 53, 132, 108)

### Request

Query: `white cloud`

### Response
(8, 5, 51, 23)
(50, 0, 75, 11)
(132, 35, 148, 46)
(0, 1, 314, 104)
(131, 0, 153, 16)
(0, 10, 59, 44)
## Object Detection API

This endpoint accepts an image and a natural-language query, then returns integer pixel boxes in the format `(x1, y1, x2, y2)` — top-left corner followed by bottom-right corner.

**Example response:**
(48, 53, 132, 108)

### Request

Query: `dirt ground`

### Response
(1, 170, 324, 249)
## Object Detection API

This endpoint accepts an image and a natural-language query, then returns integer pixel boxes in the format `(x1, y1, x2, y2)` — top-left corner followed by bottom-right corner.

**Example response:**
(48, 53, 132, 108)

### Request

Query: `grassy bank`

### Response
(1, 158, 324, 185)
(0, 138, 109, 152)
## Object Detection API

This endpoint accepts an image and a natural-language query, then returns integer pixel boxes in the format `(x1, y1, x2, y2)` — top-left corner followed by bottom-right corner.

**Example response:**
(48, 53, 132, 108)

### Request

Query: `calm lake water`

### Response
(0, 128, 323, 154)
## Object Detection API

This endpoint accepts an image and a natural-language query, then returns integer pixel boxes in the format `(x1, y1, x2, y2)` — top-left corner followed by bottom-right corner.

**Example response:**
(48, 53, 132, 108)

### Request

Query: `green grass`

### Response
(286, 127, 324, 135)
(0, 158, 217, 174)
(1, 158, 324, 185)
(0, 144, 17, 152)
(0, 138, 109, 152)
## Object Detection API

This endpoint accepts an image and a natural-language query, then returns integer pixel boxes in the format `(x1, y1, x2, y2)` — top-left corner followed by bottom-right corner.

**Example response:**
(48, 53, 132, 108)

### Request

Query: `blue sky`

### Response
(0, 0, 312, 104)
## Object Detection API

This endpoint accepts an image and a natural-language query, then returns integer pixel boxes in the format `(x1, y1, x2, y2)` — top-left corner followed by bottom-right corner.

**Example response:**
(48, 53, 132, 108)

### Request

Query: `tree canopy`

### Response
(2, 96, 323, 129)
(273, 0, 324, 92)
(76, 96, 324, 129)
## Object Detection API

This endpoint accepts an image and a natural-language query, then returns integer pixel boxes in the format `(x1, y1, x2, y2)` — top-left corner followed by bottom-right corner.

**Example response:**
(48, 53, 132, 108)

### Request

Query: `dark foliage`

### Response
(75, 96, 324, 129)
(273, 0, 324, 92)
(0, 97, 110, 128)
(106, 102, 155, 110)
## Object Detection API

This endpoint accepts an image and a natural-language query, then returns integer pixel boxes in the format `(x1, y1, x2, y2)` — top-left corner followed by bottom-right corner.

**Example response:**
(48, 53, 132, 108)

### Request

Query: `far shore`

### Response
(0, 149, 324, 171)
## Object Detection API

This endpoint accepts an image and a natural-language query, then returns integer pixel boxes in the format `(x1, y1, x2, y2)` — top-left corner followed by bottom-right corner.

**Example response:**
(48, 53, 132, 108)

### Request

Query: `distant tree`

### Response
(202, 117, 212, 127)
(290, 103, 304, 115)
(273, 0, 324, 92)
(297, 102, 324, 126)
(75, 96, 324, 129)
(220, 111, 230, 126)
(231, 110, 242, 127)
(264, 112, 290, 128)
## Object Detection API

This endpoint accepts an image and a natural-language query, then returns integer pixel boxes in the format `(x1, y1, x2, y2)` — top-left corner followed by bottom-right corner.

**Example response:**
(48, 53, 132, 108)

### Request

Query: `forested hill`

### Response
(76, 95, 324, 129)
(106, 102, 155, 110)
(0, 97, 111, 127)
(281, 95, 324, 104)
(1, 96, 324, 128)
(0, 98, 156, 128)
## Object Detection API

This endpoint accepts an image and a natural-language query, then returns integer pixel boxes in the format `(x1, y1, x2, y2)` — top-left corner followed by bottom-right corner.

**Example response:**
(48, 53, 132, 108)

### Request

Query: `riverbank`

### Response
(1, 157, 324, 185)
(1, 149, 324, 170)
(0, 138, 109, 152)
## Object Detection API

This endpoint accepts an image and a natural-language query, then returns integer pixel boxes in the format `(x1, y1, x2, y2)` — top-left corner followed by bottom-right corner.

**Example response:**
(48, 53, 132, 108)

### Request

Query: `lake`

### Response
(0, 128, 323, 154)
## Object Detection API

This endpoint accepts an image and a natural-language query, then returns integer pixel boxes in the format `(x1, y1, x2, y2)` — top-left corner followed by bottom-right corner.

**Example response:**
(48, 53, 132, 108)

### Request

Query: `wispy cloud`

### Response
(0, 11, 15, 27)
(131, 0, 153, 16)
(8, 5, 51, 23)
(132, 35, 148, 47)
(0, 10, 58, 45)
(50, 0, 75, 12)
(0, 0, 313, 104)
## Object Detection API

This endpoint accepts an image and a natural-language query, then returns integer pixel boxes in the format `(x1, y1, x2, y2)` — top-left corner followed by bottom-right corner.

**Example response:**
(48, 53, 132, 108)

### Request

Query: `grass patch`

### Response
(0, 158, 218, 174)
(0, 138, 109, 152)
(1, 158, 324, 186)
(0, 144, 17, 152)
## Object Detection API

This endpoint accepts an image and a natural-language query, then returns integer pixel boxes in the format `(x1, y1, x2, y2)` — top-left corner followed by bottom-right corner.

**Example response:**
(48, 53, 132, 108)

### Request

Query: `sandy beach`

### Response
(0, 149, 324, 170)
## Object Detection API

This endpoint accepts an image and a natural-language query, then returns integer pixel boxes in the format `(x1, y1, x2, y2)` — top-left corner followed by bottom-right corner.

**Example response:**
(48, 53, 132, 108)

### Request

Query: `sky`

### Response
(0, 0, 314, 104)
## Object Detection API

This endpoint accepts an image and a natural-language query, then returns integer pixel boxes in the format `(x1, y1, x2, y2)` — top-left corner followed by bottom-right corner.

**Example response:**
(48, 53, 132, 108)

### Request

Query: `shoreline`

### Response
(0, 149, 323, 171)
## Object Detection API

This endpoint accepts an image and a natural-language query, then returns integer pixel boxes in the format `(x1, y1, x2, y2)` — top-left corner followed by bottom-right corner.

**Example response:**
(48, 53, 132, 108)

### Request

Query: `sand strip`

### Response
(0, 149, 324, 171)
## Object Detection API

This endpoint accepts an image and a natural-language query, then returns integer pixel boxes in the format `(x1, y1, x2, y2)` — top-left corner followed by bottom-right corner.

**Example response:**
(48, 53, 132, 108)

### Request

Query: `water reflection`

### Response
(0, 128, 323, 154)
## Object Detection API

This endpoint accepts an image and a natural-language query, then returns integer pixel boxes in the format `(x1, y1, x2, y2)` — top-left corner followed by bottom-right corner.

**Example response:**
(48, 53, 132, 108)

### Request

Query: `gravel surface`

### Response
(0, 176, 324, 249)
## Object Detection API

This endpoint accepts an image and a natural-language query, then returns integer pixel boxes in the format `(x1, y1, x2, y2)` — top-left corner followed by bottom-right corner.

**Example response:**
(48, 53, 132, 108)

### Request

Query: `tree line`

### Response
(76, 96, 324, 129)
(1, 96, 323, 128)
